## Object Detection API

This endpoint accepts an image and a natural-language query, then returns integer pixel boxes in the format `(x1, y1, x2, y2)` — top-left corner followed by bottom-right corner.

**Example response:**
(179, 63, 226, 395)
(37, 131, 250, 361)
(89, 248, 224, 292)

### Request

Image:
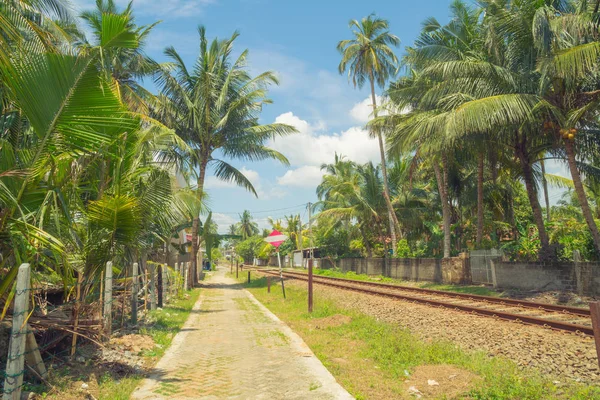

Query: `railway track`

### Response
(255, 268, 594, 336)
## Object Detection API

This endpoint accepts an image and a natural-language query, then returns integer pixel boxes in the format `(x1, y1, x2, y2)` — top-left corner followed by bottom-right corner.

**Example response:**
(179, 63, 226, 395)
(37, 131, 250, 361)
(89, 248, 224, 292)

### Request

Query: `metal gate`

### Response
(469, 249, 503, 284)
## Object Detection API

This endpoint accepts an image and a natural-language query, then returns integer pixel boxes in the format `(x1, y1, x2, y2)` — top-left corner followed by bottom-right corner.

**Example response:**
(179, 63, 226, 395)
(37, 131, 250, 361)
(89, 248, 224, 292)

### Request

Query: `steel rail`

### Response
(256, 269, 594, 336)
(266, 269, 590, 317)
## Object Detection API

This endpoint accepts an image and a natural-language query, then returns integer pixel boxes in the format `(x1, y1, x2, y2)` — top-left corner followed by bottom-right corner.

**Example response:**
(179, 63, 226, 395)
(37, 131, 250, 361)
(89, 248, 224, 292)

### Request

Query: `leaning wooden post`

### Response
(103, 261, 113, 338)
(149, 263, 157, 310)
(3, 263, 30, 400)
(590, 302, 600, 370)
(131, 262, 139, 325)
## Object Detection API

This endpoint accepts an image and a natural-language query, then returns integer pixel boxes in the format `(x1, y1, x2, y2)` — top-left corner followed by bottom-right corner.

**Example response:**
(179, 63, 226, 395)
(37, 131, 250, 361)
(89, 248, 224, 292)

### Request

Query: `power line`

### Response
(212, 203, 309, 215)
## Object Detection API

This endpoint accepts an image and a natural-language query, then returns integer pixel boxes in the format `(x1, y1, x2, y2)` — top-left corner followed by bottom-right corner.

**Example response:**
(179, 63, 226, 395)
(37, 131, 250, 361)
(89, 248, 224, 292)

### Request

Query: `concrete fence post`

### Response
(162, 264, 169, 302)
(103, 261, 113, 337)
(3, 263, 30, 400)
(184, 262, 189, 291)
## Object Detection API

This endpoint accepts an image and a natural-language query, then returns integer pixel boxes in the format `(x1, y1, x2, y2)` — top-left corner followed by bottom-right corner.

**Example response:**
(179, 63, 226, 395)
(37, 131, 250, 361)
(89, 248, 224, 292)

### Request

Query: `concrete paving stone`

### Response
(131, 267, 353, 399)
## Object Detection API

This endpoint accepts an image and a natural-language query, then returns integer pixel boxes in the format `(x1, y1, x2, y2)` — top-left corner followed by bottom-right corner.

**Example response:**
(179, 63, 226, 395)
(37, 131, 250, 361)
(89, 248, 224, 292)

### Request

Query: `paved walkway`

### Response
(131, 267, 352, 399)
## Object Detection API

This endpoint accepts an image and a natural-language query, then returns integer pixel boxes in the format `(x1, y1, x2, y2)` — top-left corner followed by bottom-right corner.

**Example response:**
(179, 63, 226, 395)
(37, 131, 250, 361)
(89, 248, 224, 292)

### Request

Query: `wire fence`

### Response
(1, 259, 193, 399)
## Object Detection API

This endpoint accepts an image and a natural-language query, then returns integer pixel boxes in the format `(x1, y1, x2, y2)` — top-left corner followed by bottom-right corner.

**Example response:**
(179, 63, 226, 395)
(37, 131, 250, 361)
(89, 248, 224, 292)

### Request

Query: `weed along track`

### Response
(256, 269, 594, 336)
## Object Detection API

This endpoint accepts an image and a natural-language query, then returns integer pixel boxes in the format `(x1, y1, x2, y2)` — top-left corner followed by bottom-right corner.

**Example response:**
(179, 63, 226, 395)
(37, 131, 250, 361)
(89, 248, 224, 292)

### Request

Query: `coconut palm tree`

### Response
(337, 14, 401, 253)
(155, 26, 296, 284)
(79, 0, 161, 113)
(238, 210, 259, 240)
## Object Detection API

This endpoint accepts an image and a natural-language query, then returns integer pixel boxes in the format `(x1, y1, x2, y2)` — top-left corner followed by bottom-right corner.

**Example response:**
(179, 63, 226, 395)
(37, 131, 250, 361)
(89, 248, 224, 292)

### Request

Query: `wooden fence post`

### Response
(247, 270, 251, 283)
(157, 264, 163, 308)
(175, 262, 180, 296)
(149, 263, 157, 310)
(590, 302, 600, 370)
(103, 261, 113, 338)
(3, 263, 30, 400)
(131, 262, 139, 325)
(308, 258, 313, 313)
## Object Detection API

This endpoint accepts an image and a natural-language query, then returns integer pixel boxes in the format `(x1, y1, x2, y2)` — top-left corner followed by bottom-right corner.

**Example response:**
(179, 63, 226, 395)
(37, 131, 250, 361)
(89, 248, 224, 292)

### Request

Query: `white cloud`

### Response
(277, 166, 325, 188)
(270, 112, 380, 167)
(248, 50, 365, 128)
(349, 95, 391, 124)
(212, 213, 237, 233)
(204, 167, 287, 200)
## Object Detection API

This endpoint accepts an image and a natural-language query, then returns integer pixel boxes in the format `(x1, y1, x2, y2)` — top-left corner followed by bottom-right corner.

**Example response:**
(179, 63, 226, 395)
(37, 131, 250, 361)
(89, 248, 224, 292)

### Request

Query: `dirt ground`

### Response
(403, 364, 481, 399)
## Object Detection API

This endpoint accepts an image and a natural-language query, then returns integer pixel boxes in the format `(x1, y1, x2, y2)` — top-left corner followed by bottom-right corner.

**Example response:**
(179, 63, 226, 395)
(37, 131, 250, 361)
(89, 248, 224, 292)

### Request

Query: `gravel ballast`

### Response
(285, 279, 600, 384)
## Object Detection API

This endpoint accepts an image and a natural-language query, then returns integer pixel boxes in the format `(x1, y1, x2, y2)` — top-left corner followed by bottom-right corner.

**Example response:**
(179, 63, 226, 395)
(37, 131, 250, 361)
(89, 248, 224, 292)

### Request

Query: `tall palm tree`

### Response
(238, 210, 259, 239)
(337, 14, 401, 253)
(155, 26, 296, 284)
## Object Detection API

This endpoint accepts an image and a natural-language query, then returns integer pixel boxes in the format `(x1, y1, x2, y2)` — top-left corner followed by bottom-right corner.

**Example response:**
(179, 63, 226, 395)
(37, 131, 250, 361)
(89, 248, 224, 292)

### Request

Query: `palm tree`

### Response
(238, 210, 259, 239)
(79, 0, 161, 113)
(155, 26, 296, 284)
(228, 224, 237, 235)
(337, 14, 401, 253)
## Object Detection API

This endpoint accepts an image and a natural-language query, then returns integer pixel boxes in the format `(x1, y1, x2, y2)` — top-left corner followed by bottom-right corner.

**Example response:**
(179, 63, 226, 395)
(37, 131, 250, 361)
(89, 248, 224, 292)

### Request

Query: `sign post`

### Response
(265, 230, 288, 299)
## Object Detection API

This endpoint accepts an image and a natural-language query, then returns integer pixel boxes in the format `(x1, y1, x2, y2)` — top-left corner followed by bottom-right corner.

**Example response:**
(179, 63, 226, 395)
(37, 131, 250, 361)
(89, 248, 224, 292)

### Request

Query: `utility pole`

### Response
(308, 202, 313, 313)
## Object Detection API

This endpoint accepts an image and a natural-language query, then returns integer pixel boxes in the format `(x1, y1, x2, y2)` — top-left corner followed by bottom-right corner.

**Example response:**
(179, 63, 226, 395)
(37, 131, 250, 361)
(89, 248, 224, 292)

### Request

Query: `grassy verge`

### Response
(41, 289, 201, 400)
(239, 273, 598, 399)
(289, 267, 501, 297)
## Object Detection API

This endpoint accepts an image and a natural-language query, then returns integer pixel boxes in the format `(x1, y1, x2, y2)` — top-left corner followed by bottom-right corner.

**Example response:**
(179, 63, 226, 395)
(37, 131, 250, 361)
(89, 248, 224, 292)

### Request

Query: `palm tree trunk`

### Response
(476, 152, 484, 246)
(360, 225, 373, 258)
(191, 161, 208, 287)
(516, 146, 551, 258)
(369, 76, 400, 253)
(540, 159, 551, 221)
(565, 140, 600, 256)
(433, 157, 451, 258)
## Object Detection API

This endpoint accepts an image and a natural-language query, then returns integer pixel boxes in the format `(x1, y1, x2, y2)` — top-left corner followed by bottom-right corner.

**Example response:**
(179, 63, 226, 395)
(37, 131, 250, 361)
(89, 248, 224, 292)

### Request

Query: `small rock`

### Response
(404, 369, 410, 377)
(81, 383, 89, 390)
(427, 379, 439, 386)
(76, 356, 86, 363)
(408, 386, 423, 398)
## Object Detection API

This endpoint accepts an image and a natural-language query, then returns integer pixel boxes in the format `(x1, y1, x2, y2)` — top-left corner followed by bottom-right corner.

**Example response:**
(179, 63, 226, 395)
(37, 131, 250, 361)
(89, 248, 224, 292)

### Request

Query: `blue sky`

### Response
(74, 0, 569, 232)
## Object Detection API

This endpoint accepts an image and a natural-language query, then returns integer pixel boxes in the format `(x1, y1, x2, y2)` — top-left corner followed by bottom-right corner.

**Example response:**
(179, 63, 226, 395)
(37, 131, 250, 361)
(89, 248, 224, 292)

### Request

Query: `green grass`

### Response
(296, 268, 501, 297)
(238, 275, 599, 399)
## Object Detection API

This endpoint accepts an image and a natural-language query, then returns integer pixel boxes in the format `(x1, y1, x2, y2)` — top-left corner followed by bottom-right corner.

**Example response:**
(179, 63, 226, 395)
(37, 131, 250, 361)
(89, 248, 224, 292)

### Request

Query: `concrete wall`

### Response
(331, 256, 470, 284)
(491, 260, 600, 296)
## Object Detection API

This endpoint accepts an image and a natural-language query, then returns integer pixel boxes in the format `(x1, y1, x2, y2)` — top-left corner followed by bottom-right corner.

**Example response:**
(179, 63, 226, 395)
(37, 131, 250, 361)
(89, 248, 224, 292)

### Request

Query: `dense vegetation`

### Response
(0, 0, 291, 299)
(316, 0, 600, 262)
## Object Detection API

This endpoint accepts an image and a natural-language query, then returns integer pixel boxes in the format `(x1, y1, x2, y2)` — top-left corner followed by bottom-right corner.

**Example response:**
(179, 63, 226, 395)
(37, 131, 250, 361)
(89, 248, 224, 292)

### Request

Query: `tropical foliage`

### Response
(318, 0, 600, 261)
(0, 1, 290, 302)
